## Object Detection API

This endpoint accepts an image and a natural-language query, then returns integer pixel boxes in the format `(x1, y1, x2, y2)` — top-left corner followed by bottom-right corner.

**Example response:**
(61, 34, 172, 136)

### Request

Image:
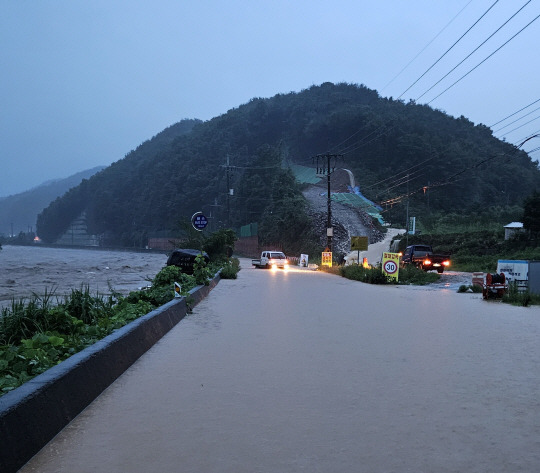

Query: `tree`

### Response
(523, 191, 540, 236)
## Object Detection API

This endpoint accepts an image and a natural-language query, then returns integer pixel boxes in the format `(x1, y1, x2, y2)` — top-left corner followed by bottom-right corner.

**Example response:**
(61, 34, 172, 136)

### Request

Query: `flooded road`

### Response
(0, 245, 167, 308)
(19, 259, 540, 472)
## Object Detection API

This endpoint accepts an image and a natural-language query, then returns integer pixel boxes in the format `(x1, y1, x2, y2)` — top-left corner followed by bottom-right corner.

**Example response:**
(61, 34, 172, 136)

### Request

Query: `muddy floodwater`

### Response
(0, 245, 167, 308)
(18, 259, 540, 473)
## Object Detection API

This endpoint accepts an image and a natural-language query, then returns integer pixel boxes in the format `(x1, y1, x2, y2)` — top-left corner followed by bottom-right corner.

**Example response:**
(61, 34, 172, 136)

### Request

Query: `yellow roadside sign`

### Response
(351, 236, 368, 251)
(322, 251, 332, 267)
(382, 252, 400, 281)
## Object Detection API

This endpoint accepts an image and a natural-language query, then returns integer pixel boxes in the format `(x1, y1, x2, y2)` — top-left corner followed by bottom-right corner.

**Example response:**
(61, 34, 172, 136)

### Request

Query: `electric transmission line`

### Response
(381, 0, 474, 93)
(415, 0, 532, 102)
(493, 105, 540, 133)
(426, 12, 540, 104)
(490, 97, 540, 128)
(397, 0, 500, 99)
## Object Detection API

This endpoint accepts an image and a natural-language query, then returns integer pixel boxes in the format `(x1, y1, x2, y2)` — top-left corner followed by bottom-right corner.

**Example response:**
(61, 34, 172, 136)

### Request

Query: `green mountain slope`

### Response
(0, 166, 105, 236)
(36, 83, 540, 246)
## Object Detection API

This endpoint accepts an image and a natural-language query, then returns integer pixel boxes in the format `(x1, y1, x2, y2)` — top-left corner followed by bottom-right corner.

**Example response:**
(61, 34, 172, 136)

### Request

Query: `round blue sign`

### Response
(191, 212, 208, 231)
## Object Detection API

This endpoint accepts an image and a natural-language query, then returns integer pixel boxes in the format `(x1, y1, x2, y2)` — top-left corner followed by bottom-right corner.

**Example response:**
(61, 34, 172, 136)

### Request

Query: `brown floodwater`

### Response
(17, 259, 540, 472)
(0, 245, 167, 308)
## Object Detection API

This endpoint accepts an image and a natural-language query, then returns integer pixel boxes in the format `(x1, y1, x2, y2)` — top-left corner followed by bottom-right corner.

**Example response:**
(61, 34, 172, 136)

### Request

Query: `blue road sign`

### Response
(191, 212, 208, 231)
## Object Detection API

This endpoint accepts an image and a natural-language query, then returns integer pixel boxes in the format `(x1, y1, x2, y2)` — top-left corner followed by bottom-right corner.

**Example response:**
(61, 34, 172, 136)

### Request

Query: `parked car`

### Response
(166, 249, 209, 274)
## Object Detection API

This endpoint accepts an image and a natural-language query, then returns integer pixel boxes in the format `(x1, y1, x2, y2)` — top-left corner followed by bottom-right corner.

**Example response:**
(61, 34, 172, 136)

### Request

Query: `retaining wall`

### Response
(0, 273, 220, 473)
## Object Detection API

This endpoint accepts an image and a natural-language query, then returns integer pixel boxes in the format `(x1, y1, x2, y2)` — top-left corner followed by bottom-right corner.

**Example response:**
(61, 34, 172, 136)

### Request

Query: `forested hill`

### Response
(0, 166, 105, 237)
(36, 82, 540, 246)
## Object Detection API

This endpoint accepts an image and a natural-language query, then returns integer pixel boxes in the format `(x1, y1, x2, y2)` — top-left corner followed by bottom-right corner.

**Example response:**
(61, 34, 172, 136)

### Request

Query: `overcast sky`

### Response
(1, 0, 539, 197)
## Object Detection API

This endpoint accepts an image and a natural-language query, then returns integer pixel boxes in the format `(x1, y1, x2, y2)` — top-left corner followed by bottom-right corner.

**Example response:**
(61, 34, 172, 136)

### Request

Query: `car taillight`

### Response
(423, 259, 432, 265)
(443, 260, 450, 266)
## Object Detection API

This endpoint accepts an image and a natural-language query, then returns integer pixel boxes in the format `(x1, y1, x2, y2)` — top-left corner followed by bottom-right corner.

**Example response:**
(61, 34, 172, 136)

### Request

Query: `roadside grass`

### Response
(397, 265, 440, 285)
(0, 264, 205, 396)
(321, 263, 440, 286)
(502, 283, 540, 307)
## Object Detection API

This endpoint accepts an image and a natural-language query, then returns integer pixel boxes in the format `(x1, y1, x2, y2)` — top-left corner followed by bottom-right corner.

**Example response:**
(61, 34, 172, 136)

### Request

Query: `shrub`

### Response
(502, 282, 540, 306)
(202, 229, 237, 261)
(193, 254, 213, 286)
(220, 258, 241, 279)
(398, 265, 440, 285)
(340, 265, 391, 284)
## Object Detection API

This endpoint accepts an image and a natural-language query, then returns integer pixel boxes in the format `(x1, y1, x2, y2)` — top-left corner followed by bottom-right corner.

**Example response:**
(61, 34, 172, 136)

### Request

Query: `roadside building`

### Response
(504, 222, 524, 240)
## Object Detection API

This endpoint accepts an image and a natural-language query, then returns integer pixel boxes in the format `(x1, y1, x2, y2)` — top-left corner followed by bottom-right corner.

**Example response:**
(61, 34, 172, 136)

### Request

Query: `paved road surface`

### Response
(20, 260, 540, 472)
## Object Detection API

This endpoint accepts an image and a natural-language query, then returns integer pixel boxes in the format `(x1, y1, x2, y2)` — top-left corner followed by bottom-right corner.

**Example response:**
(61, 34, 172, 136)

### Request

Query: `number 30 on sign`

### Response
(382, 252, 400, 281)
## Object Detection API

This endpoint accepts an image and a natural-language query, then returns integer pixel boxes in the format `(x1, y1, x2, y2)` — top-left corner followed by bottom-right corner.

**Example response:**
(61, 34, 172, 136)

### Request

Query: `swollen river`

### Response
(0, 245, 167, 308)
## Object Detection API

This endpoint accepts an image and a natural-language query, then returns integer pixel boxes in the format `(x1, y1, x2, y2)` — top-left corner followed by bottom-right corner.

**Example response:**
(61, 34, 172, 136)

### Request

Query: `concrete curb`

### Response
(0, 273, 221, 473)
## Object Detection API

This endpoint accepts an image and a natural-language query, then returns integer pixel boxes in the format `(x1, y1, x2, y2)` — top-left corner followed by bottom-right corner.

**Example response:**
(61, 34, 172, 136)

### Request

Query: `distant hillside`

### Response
(36, 83, 540, 247)
(0, 166, 105, 236)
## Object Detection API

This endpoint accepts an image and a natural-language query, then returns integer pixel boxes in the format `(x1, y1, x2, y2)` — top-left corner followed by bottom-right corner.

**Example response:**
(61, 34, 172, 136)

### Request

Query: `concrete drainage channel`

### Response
(0, 273, 221, 473)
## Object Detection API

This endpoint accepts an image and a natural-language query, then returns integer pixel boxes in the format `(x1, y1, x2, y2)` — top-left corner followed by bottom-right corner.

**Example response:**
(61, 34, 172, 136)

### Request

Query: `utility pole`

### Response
(314, 153, 342, 252)
(209, 197, 220, 231)
(406, 173, 409, 247)
(226, 155, 231, 227)
(220, 155, 233, 227)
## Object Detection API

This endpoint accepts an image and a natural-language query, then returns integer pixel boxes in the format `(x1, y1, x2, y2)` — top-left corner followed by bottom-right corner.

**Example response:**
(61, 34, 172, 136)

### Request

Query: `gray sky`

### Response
(1, 0, 539, 197)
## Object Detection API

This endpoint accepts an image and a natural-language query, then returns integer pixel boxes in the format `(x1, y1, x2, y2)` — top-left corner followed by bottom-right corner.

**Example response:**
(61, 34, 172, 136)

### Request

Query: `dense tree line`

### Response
(36, 83, 540, 247)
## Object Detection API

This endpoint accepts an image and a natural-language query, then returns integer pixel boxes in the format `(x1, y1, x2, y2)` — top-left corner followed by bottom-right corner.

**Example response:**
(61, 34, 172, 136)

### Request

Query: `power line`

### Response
(426, 12, 540, 104)
(335, 121, 398, 156)
(397, 0, 500, 99)
(336, 123, 392, 155)
(326, 4, 495, 159)
(515, 129, 540, 145)
(363, 158, 432, 191)
(490, 97, 540, 128)
(327, 122, 372, 154)
(381, 0, 474, 93)
(415, 0, 531, 102)
(500, 114, 540, 136)
(493, 104, 540, 133)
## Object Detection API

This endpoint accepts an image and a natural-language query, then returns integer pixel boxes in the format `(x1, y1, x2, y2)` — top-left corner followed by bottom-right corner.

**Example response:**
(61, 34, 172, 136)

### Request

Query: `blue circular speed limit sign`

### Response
(191, 212, 208, 231)
(383, 260, 398, 274)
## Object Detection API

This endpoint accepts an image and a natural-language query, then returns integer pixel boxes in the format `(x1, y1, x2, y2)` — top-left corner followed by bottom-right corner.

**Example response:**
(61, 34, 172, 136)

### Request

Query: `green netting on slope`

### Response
(331, 193, 385, 224)
(289, 164, 322, 184)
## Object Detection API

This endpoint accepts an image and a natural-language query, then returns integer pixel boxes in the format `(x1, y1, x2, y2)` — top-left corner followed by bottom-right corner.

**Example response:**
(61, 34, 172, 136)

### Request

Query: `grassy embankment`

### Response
(0, 257, 240, 396)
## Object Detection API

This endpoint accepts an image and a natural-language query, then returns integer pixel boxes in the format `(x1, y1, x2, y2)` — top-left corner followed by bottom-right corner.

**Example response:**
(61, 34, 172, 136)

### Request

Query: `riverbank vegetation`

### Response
(502, 283, 540, 307)
(0, 249, 240, 396)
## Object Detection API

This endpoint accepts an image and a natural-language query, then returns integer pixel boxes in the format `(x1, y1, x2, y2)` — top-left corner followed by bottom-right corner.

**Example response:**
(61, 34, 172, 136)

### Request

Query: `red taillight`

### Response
(443, 260, 450, 266)
(423, 259, 432, 265)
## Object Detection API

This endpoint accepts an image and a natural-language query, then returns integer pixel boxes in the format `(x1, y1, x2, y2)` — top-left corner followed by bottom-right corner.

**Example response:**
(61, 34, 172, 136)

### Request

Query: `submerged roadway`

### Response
(20, 259, 540, 472)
